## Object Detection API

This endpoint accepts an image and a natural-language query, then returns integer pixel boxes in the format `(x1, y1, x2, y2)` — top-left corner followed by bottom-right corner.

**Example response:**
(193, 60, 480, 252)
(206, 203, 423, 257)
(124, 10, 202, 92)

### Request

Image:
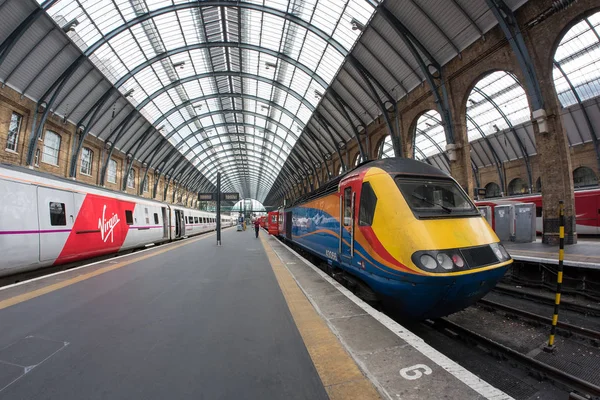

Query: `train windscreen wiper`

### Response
(411, 193, 452, 213)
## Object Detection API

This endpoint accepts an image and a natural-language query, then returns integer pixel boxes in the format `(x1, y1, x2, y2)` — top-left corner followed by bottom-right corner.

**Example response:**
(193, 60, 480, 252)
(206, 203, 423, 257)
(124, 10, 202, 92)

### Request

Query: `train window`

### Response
(396, 177, 478, 218)
(154, 213, 159, 224)
(144, 208, 149, 224)
(359, 182, 377, 226)
(125, 210, 133, 225)
(195, 217, 199, 224)
(536, 207, 543, 218)
(344, 187, 352, 226)
(49, 202, 66, 226)
(185, 216, 188, 224)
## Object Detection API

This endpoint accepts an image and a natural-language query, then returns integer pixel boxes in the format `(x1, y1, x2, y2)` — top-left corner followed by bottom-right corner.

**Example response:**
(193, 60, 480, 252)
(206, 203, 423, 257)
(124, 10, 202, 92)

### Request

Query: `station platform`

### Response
(504, 238, 600, 268)
(0, 228, 511, 399)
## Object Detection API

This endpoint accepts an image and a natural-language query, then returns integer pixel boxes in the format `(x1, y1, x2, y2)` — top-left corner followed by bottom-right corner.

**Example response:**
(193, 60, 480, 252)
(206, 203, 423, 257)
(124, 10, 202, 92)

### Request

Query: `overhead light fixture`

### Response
(493, 124, 500, 132)
(314, 90, 323, 99)
(124, 88, 135, 97)
(194, 104, 203, 109)
(62, 18, 79, 33)
(260, 105, 269, 111)
(468, 99, 476, 105)
(265, 62, 277, 70)
(172, 61, 186, 69)
(350, 18, 365, 32)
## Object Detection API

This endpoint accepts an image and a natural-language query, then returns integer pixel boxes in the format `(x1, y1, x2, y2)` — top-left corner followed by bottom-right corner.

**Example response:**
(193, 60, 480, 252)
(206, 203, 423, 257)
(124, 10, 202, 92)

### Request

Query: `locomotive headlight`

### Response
(490, 243, 509, 261)
(436, 253, 453, 270)
(420, 254, 438, 270)
(451, 253, 465, 268)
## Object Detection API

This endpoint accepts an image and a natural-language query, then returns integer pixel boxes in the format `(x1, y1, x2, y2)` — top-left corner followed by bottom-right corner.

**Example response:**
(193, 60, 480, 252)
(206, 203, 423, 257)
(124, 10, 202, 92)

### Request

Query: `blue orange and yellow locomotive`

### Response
(276, 158, 512, 319)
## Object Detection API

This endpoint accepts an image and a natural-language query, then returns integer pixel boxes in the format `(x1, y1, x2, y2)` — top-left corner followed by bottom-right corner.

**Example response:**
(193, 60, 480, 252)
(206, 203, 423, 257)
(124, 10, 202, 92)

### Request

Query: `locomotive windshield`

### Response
(395, 177, 478, 218)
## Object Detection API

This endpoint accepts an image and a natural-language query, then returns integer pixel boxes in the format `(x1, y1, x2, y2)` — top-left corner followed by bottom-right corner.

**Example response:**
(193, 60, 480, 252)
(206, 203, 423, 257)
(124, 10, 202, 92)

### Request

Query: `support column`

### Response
(447, 118, 475, 198)
(533, 111, 576, 244)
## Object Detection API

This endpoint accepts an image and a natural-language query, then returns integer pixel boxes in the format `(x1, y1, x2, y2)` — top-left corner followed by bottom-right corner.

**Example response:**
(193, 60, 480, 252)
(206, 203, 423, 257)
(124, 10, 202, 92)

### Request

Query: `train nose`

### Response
(423, 266, 510, 319)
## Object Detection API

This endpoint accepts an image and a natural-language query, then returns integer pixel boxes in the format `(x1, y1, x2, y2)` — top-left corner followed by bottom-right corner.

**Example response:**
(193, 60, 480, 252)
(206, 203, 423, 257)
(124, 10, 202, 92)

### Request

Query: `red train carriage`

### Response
(476, 188, 600, 235)
(267, 211, 279, 235)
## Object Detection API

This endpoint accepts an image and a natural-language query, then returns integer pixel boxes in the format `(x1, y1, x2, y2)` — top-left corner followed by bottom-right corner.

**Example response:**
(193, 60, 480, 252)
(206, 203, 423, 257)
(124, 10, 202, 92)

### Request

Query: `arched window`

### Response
(107, 159, 117, 184)
(127, 169, 135, 189)
(42, 130, 61, 166)
(508, 178, 528, 195)
(484, 182, 501, 198)
(413, 110, 446, 161)
(80, 147, 93, 175)
(553, 12, 600, 108)
(573, 166, 598, 188)
(378, 135, 394, 159)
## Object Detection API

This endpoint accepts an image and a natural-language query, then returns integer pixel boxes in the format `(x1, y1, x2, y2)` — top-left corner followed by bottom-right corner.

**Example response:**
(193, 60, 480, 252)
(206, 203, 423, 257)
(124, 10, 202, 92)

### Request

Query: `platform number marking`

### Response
(399, 364, 432, 380)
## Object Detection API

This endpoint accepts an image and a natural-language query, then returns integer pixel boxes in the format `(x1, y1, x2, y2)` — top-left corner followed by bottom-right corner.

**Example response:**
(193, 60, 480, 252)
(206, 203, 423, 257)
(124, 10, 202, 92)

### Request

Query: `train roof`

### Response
(353, 158, 450, 178)
(0, 163, 226, 215)
(287, 157, 449, 208)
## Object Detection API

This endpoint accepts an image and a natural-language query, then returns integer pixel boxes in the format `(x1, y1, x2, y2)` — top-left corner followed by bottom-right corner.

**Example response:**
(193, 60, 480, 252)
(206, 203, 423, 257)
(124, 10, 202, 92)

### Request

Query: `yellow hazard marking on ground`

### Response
(0, 233, 214, 311)
(259, 235, 380, 400)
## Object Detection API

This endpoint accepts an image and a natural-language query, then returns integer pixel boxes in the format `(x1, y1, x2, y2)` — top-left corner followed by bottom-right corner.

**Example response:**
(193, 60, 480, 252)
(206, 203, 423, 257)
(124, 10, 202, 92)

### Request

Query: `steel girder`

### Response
(157, 121, 299, 176)
(348, 55, 402, 158)
(315, 113, 346, 172)
(379, 5, 456, 146)
(25, 54, 86, 166)
(327, 88, 368, 160)
(114, 42, 329, 90)
(484, 0, 544, 111)
(68, 88, 117, 178)
(80, 2, 349, 59)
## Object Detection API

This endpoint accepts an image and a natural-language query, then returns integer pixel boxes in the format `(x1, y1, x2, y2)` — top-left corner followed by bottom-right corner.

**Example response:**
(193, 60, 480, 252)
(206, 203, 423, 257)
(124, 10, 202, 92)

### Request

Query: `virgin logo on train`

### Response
(98, 205, 121, 243)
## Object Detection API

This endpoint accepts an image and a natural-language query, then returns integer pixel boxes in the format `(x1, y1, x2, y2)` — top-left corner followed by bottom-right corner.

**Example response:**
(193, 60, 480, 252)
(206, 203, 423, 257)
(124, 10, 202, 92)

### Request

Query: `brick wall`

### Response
(0, 85, 193, 207)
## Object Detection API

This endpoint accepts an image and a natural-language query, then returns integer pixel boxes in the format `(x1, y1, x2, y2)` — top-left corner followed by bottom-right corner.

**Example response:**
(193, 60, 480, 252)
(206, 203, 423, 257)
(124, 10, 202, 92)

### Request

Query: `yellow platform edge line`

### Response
(259, 235, 381, 400)
(0, 233, 214, 311)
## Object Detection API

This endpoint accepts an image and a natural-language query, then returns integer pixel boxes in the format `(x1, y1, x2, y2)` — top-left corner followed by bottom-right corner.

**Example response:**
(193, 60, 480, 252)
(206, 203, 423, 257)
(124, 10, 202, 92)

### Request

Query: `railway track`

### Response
(478, 298, 600, 343)
(427, 317, 600, 399)
(493, 285, 600, 316)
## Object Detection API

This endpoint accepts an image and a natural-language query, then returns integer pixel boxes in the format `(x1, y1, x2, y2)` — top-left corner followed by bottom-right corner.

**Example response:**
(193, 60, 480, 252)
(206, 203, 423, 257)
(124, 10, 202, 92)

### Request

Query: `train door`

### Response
(37, 187, 75, 262)
(174, 209, 184, 238)
(339, 186, 355, 262)
(161, 207, 169, 238)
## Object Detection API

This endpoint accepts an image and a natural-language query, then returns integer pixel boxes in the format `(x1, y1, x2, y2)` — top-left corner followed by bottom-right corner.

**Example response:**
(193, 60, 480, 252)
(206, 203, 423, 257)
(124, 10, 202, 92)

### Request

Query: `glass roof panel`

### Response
(41, 0, 378, 200)
(466, 71, 531, 143)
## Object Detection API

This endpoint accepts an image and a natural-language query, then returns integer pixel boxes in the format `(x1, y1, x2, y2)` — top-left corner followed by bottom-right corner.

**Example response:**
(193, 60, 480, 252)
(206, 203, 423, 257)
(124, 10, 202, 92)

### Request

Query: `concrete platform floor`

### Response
(0, 228, 512, 399)
(0, 229, 332, 399)
(504, 238, 600, 268)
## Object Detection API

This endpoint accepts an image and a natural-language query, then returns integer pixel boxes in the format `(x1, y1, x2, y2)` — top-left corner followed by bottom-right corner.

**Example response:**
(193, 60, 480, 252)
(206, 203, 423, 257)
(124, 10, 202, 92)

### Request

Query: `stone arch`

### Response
(573, 166, 598, 188)
(508, 178, 528, 196)
(484, 182, 501, 198)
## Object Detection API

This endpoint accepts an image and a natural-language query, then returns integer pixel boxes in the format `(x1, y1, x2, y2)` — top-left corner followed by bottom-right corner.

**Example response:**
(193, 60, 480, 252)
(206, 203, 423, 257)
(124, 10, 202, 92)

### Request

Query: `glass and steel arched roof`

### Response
(38, 0, 378, 201)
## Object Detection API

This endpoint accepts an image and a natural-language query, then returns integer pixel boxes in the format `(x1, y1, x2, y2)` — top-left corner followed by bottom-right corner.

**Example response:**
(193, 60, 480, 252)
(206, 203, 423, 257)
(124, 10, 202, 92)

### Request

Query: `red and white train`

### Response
(0, 164, 234, 277)
(475, 188, 600, 235)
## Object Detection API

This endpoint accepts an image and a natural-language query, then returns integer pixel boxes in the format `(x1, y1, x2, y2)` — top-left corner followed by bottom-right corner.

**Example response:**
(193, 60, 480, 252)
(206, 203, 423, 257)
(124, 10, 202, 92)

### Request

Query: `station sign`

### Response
(222, 193, 239, 201)
(198, 192, 240, 202)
